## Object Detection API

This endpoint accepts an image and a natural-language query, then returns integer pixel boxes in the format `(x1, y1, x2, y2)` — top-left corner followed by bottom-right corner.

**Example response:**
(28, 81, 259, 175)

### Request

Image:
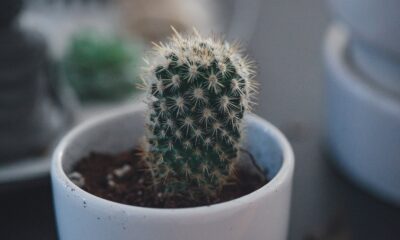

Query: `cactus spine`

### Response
(141, 28, 256, 199)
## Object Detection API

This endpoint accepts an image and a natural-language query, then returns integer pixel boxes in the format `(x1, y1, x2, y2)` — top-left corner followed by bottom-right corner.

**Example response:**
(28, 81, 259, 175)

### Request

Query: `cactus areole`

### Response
(141, 28, 257, 198)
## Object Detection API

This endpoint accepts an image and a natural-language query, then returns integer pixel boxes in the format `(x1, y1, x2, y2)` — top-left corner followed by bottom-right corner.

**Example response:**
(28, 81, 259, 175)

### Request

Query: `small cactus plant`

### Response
(141, 28, 256, 200)
(63, 31, 141, 101)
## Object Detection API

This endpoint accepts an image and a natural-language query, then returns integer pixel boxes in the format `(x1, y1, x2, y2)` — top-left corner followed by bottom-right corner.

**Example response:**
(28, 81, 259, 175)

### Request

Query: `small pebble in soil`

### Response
(113, 164, 131, 178)
(108, 180, 116, 188)
(68, 172, 85, 187)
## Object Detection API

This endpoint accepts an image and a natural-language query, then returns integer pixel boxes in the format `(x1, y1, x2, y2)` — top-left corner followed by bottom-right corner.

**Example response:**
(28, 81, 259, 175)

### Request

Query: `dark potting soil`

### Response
(71, 148, 268, 208)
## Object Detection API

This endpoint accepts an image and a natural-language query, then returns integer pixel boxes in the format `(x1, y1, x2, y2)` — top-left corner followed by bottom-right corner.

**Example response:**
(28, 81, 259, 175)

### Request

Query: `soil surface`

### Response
(71, 148, 268, 208)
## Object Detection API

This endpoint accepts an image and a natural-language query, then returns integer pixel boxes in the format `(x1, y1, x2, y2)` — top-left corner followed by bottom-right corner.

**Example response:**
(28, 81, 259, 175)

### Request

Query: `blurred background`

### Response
(0, 0, 399, 239)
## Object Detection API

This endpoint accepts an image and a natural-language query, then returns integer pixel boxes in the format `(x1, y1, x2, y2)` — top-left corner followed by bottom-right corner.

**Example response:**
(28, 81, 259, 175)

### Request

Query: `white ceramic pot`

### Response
(327, 0, 400, 56)
(349, 39, 400, 96)
(51, 105, 294, 240)
(324, 23, 400, 206)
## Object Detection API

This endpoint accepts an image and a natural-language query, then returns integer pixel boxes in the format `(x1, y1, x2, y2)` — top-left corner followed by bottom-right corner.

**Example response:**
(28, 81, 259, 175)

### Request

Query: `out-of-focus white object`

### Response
(20, 0, 121, 59)
(350, 39, 400, 96)
(324, 23, 400, 206)
(20, 0, 262, 58)
(328, 0, 400, 56)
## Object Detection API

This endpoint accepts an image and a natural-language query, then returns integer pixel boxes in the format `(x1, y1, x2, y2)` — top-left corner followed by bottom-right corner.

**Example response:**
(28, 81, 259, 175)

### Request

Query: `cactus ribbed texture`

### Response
(141, 29, 256, 198)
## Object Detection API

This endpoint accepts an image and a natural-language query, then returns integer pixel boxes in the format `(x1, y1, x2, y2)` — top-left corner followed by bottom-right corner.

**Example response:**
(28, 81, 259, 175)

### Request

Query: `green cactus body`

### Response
(141, 29, 256, 198)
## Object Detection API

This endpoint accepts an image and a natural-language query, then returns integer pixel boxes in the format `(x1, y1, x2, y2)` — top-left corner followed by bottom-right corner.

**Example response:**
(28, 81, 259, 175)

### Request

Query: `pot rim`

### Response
(324, 23, 400, 116)
(52, 104, 294, 216)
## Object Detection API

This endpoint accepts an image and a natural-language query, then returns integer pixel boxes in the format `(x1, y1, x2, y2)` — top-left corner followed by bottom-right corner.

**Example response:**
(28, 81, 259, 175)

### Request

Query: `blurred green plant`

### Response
(62, 31, 141, 102)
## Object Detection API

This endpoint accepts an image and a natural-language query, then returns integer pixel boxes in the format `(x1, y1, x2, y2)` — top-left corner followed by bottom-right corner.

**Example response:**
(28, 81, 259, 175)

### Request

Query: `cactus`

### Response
(140, 28, 256, 199)
(63, 31, 141, 101)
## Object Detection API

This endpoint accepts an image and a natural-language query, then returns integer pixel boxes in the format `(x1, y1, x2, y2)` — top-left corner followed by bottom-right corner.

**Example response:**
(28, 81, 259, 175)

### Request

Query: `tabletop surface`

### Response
(1, 1, 400, 239)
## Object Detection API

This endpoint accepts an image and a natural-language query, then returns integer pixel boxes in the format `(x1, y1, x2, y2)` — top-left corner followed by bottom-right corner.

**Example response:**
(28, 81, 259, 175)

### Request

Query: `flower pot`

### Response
(324, 23, 400, 206)
(51, 105, 294, 240)
(327, 0, 400, 56)
(349, 39, 400, 96)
